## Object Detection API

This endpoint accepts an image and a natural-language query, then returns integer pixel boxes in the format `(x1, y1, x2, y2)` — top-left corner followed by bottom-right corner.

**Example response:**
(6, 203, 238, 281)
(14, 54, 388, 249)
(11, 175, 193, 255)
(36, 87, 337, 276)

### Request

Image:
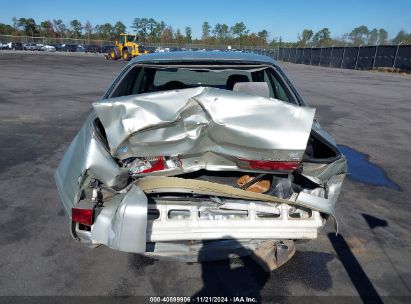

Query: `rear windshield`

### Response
(154, 68, 251, 88)
(110, 65, 298, 105)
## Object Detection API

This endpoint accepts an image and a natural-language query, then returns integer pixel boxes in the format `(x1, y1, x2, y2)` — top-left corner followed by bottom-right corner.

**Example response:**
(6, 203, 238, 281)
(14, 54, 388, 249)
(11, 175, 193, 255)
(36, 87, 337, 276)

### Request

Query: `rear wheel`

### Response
(122, 49, 131, 61)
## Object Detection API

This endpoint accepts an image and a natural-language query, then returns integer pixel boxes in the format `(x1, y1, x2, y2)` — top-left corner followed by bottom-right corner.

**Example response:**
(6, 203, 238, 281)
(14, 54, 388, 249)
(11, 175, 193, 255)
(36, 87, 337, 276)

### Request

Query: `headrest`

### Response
(233, 82, 270, 98)
(226, 74, 250, 90)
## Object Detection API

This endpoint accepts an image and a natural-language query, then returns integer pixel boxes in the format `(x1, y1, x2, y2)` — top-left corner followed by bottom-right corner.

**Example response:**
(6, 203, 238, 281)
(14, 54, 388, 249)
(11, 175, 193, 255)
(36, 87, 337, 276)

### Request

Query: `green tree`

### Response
(147, 18, 158, 42)
(69, 19, 82, 39)
(96, 23, 113, 39)
(392, 30, 411, 44)
(202, 21, 211, 40)
(18, 18, 37, 36)
(212, 23, 230, 42)
(12, 17, 18, 32)
(153, 21, 166, 42)
(348, 25, 370, 45)
(212, 23, 222, 39)
(40, 20, 54, 37)
(53, 19, 66, 38)
(378, 28, 388, 45)
(220, 24, 230, 40)
(231, 22, 248, 46)
(0, 23, 14, 35)
(257, 29, 269, 45)
(312, 28, 331, 46)
(231, 22, 247, 38)
(368, 28, 378, 45)
(175, 28, 184, 45)
(114, 21, 126, 36)
(161, 26, 174, 43)
(185, 26, 192, 43)
(298, 29, 313, 47)
(84, 21, 93, 41)
(132, 18, 151, 41)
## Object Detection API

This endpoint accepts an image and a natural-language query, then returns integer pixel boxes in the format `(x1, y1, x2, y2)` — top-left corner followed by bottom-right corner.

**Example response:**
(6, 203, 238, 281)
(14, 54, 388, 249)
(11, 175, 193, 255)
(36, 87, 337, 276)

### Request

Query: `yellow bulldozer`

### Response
(107, 33, 150, 61)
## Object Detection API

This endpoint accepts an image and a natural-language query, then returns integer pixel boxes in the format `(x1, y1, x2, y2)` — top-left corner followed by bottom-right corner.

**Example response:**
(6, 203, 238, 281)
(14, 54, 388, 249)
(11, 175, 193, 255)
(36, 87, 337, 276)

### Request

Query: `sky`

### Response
(1, 0, 410, 41)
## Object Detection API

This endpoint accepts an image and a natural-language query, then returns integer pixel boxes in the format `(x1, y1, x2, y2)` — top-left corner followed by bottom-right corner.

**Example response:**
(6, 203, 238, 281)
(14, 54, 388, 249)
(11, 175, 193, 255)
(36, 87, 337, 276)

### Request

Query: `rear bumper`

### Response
(147, 202, 323, 242)
(69, 183, 330, 255)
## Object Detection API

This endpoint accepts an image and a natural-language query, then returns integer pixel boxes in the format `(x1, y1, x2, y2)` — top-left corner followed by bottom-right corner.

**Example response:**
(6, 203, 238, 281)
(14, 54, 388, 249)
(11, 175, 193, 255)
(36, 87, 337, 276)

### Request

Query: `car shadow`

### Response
(191, 240, 334, 301)
(191, 239, 269, 302)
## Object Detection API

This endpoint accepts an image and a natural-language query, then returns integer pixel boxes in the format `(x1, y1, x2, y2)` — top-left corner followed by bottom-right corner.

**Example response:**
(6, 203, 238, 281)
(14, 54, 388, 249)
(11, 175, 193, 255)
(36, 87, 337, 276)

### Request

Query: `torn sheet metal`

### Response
(296, 173, 346, 215)
(54, 112, 129, 215)
(93, 87, 316, 162)
(302, 156, 348, 184)
(91, 185, 148, 253)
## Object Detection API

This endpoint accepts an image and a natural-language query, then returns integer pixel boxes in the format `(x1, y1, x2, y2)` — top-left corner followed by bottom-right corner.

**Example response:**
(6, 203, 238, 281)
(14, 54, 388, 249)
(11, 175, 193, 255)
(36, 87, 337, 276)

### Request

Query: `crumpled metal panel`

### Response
(54, 112, 128, 215)
(54, 85, 345, 254)
(93, 87, 316, 162)
(91, 185, 148, 253)
(296, 173, 346, 215)
(301, 156, 348, 184)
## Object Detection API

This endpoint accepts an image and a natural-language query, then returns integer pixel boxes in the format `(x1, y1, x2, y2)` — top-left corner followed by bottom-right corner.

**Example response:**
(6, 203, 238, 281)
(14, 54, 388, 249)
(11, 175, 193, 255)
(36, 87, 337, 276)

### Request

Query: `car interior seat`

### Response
(225, 74, 250, 90)
(233, 82, 270, 98)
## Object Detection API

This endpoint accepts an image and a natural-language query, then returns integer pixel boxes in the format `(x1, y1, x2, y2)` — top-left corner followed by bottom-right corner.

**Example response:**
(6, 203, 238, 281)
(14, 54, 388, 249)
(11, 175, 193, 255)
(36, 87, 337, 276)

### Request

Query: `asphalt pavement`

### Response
(0, 52, 410, 301)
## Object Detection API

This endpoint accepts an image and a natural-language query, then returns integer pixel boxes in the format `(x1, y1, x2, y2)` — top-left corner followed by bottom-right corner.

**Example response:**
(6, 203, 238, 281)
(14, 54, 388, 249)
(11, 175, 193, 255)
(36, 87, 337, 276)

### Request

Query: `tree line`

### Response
(0, 17, 410, 47)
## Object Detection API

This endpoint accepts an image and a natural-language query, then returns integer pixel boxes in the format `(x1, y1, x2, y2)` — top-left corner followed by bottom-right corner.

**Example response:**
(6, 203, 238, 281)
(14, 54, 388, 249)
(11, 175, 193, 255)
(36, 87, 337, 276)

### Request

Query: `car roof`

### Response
(131, 51, 276, 65)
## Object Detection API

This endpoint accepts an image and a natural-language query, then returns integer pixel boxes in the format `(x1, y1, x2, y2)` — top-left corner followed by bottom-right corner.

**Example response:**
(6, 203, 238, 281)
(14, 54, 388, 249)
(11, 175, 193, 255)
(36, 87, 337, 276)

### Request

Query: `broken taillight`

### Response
(127, 156, 181, 175)
(237, 158, 300, 171)
(72, 207, 94, 226)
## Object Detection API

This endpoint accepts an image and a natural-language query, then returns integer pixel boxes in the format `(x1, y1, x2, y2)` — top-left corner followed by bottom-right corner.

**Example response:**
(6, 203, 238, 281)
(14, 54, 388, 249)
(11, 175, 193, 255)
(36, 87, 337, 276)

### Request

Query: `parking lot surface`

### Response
(0, 52, 410, 300)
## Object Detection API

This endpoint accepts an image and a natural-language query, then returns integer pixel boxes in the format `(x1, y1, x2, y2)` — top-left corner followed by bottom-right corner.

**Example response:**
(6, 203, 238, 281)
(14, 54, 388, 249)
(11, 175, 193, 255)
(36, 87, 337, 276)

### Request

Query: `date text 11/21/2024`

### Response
(149, 296, 258, 303)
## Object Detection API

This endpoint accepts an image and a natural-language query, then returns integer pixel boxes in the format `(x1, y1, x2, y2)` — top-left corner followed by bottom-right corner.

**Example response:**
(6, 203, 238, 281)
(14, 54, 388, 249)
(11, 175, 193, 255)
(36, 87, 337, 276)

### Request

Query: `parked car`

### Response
(42, 45, 56, 52)
(85, 44, 101, 53)
(0, 42, 22, 50)
(55, 51, 347, 270)
(61, 44, 77, 52)
(0, 42, 8, 50)
(9, 42, 23, 50)
(76, 45, 85, 52)
(50, 44, 63, 52)
(23, 43, 42, 51)
(143, 46, 156, 54)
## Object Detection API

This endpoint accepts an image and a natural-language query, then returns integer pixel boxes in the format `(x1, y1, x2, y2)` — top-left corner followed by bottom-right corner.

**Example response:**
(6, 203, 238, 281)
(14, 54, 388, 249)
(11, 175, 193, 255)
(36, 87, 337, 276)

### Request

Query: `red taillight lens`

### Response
(127, 156, 181, 175)
(142, 156, 165, 173)
(237, 158, 300, 171)
(72, 207, 94, 226)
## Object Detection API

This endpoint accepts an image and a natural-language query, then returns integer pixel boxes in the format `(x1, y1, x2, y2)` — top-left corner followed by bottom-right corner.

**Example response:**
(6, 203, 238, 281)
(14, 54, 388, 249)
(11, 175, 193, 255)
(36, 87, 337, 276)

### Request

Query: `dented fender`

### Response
(91, 185, 148, 253)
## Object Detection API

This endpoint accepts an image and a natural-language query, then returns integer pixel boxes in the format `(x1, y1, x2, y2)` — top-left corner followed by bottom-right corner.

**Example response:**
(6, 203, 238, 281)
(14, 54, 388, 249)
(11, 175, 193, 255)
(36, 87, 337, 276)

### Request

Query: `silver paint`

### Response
(93, 87, 315, 162)
(54, 53, 347, 259)
(91, 185, 148, 253)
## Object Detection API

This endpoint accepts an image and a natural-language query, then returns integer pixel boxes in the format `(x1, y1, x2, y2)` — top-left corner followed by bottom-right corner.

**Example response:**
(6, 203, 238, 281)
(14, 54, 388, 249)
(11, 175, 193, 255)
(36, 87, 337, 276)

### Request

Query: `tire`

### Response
(109, 49, 117, 60)
(122, 49, 131, 61)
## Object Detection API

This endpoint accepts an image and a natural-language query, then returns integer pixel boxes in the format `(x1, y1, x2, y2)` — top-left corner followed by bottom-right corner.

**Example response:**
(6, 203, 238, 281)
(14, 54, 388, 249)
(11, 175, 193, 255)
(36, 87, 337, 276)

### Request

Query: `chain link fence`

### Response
(256, 44, 411, 71)
(1, 34, 410, 71)
(0, 34, 114, 52)
(0, 34, 265, 53)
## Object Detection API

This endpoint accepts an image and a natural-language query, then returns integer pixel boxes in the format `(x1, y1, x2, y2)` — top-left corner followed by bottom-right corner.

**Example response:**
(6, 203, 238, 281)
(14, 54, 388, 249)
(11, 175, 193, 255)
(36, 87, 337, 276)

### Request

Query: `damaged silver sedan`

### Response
(55, 52, 346, 270)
